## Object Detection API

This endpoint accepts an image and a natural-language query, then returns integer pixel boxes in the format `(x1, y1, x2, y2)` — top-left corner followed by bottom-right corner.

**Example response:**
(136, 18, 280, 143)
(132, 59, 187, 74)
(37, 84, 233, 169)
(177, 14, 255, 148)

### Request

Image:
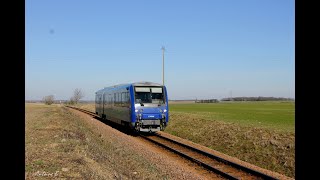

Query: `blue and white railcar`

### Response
(95, 82, 169, 132)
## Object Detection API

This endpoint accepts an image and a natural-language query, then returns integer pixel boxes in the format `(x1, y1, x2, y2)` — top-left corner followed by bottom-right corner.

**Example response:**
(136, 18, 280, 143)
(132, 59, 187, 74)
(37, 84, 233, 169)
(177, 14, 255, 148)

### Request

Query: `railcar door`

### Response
(103, 92, 106, 118)
(97, 94, 103, 116)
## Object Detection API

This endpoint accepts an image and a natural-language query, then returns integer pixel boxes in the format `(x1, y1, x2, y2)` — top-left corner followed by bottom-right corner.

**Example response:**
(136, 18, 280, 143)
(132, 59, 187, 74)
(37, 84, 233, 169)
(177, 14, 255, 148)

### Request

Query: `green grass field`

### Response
(169, 101, 295, 132)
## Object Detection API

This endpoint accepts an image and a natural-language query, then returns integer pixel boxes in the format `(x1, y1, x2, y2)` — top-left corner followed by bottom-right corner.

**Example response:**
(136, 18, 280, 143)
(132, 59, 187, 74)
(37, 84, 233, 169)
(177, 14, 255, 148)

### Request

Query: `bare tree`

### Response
(43, 95, 55, 105)
(73, 88, 84, 104)
(68, 97, 75, 105)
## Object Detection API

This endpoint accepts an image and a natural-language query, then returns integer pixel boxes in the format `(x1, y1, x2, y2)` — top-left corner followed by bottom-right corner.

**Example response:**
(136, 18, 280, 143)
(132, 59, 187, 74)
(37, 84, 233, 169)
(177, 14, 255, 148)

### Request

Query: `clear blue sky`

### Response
(26, 0, 295, 101)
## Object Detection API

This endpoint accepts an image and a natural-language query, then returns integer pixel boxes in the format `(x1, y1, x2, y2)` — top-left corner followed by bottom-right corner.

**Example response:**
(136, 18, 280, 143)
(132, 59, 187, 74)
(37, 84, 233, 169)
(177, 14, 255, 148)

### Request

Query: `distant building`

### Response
(195, 99, 219, 103)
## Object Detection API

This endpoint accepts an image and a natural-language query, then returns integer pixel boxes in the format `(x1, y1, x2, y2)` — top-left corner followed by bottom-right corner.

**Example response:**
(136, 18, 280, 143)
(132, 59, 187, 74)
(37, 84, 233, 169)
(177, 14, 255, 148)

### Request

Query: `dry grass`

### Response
(25, 103, 169, 179)
(74, 103, 95, 112)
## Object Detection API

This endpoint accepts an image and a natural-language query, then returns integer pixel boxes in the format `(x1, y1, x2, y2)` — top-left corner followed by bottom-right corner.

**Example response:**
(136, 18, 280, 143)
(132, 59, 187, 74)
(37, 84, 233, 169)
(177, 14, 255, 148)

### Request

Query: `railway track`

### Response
(66, 105, 99, 117)
(65, 105, 280, 180)
(140, 133, 278, 180)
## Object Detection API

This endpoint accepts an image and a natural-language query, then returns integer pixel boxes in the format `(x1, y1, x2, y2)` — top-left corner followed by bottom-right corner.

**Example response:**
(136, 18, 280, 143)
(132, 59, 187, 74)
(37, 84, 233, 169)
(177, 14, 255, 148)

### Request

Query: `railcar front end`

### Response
(130, 85, 169, 133)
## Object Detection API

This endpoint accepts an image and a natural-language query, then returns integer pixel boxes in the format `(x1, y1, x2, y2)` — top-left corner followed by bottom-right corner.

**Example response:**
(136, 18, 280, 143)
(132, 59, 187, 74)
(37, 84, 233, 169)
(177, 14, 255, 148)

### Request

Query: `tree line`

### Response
(220, 96, 294, 101)
(43, 88, 84, 105)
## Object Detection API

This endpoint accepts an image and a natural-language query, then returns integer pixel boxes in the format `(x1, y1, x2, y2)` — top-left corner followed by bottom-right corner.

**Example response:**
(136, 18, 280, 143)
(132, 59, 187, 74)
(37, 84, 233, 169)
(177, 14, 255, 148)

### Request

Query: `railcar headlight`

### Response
(164, 109, 167, 112)
(135, 109, 138, 112)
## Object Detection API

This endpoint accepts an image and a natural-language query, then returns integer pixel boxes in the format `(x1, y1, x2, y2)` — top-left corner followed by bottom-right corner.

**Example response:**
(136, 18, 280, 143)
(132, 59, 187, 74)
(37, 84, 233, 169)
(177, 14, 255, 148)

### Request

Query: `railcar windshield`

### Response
(135, 87, 165, 104)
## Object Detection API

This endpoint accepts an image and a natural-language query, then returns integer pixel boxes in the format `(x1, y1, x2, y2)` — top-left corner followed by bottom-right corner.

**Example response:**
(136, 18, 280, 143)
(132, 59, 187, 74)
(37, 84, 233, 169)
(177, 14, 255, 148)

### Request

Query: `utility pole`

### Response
(161, 46, 165, 85)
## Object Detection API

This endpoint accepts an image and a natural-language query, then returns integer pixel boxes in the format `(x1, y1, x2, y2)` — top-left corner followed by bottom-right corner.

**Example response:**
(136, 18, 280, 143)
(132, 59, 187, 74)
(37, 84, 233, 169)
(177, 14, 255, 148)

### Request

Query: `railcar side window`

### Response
(126, 92, 130, 103)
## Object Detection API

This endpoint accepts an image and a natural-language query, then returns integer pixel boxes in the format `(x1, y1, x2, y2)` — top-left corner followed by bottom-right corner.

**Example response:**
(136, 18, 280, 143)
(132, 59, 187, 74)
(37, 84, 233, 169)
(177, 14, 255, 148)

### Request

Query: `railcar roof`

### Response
(132, 81, 162, 86)
(95, 81, 163, 93)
